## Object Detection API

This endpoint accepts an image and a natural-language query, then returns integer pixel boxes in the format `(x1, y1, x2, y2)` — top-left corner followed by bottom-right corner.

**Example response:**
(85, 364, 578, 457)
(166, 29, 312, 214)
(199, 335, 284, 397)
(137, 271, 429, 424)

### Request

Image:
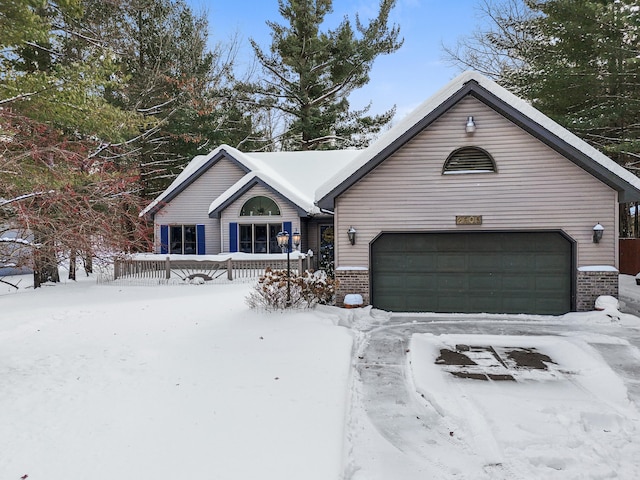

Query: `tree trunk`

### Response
(620, 203, 632, 238)
(33, 244, 60, 288)
(83, 253, 93, 275)
(69, 250, 77, 280)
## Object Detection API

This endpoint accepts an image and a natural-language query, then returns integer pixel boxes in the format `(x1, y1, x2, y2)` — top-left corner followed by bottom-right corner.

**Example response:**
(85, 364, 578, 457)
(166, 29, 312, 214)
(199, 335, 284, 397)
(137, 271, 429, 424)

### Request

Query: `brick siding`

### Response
(576, 269, 619, 312)
(335, 269, 370, 307)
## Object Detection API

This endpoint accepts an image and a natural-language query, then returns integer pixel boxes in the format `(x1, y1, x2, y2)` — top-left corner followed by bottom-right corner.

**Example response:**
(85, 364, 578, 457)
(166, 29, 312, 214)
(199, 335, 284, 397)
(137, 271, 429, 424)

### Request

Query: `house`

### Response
(140, 146, 360, 271)
(142, 71, 640, 315)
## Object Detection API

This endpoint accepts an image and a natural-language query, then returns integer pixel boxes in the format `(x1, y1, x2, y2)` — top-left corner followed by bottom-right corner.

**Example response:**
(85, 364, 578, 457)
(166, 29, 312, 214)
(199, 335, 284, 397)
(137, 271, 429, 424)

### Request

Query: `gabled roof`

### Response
(316, 71, 640, 209)
(208, 172, 309, 218)
(141, 145, 360, 218)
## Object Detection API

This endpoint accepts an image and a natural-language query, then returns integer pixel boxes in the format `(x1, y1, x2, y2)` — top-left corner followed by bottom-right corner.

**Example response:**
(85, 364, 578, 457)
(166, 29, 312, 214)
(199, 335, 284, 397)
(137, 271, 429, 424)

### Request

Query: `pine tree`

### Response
(80, 0, 253, 196)
(250, 0, 403, 151)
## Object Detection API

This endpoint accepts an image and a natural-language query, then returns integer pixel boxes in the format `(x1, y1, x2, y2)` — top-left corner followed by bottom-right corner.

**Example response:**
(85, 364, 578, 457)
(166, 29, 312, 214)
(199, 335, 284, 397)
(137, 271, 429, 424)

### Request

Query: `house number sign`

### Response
(456, 215, 483, 225)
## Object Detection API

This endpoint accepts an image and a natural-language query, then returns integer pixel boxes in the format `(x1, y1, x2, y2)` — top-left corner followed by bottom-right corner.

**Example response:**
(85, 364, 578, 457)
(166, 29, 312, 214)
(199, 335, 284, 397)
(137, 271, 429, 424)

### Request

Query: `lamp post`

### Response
(277, 231, 291, 307)
(292, 230, 301, 251)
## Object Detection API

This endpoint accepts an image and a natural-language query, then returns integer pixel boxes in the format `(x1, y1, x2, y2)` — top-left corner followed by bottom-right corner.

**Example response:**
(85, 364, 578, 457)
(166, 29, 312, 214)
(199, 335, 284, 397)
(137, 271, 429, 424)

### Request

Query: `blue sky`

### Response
(188, 0, 484, 120)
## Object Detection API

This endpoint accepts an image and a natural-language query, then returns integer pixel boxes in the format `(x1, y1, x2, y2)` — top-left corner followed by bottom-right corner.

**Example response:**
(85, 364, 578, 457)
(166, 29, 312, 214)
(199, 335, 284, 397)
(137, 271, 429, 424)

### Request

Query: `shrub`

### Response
(246, 268, 338, 311)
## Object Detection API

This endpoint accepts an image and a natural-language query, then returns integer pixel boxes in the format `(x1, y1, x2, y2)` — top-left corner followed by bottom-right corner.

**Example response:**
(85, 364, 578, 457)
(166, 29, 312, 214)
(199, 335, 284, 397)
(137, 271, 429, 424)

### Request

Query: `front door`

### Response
(319, 224, 334, 275)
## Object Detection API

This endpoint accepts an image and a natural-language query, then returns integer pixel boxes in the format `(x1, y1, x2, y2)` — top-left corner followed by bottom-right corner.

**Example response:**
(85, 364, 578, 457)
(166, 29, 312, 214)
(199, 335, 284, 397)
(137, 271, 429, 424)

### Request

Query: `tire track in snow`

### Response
(342, 321, 516, 479)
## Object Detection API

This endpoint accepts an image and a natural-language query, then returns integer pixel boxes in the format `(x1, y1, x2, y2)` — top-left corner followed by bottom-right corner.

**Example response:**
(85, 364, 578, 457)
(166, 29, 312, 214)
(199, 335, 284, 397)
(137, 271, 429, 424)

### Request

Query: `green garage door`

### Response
(371, 232, 573, 314)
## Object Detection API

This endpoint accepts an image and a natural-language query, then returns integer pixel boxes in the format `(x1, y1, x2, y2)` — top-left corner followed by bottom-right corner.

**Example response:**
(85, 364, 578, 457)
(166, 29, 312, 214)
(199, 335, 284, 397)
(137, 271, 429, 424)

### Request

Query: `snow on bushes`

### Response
(246, 268, 338, 311)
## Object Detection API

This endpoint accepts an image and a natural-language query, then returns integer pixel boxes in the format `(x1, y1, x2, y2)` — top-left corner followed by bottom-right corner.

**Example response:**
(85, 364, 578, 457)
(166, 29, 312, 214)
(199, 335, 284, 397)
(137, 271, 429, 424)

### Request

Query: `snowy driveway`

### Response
(344, 312, 640, 479)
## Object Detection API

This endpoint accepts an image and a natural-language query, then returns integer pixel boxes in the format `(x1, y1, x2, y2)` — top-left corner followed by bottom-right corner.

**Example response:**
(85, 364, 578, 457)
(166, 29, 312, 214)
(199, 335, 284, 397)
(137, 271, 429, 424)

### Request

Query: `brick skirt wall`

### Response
(576, 269, 618, 312)
(335, 269, 369, 307)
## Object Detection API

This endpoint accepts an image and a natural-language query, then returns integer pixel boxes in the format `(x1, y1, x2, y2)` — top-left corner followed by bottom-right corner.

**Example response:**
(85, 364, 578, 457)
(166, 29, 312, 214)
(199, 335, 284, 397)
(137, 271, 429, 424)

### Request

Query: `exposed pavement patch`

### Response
(435, 344, 559, 381)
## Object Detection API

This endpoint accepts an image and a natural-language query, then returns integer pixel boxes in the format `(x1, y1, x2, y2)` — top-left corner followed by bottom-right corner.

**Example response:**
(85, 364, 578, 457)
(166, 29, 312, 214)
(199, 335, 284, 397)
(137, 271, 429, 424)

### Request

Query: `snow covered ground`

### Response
(3, 273, 640, 479)
(0, 276, 352, 480)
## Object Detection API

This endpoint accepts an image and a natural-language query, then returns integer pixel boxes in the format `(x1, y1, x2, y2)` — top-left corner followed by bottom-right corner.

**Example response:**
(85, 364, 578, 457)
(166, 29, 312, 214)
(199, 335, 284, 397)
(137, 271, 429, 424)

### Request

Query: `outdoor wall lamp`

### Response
(347, 226, 357, 245)
(465, 116, 476, 134)
(593, 223, 604, 243)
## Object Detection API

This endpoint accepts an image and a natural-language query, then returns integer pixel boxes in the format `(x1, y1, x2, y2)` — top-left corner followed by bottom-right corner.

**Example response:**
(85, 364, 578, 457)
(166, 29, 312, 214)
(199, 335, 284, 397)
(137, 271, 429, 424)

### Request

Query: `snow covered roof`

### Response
(142, 71, 640, 219)
(208, 171, 311, 217)
(316, 70, 640, 209)
(140, 145, 360, 218)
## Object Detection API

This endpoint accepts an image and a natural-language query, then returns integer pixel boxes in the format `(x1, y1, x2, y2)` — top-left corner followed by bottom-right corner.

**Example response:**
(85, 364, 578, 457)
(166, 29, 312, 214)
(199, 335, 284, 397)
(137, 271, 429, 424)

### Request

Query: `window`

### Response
(170, 225, 197, 254)
(239, 224, 281, 253)
(240, 196, 280, 216)
(443, 147, 497, 174)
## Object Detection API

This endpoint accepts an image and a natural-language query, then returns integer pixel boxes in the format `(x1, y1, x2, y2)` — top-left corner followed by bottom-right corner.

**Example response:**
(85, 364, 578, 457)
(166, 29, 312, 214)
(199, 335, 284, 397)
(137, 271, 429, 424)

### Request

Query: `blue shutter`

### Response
(283, 221, 292, 252)
(160, 225, 168, 254)
(196, 224, 205, 255)
(229, 222, 238, 253)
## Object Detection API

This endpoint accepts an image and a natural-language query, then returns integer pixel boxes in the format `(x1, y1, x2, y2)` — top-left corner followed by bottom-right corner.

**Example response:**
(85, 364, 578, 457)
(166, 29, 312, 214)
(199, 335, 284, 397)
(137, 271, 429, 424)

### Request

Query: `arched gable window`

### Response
(240, 196, 280, 216)
(443, 147, 497, 174)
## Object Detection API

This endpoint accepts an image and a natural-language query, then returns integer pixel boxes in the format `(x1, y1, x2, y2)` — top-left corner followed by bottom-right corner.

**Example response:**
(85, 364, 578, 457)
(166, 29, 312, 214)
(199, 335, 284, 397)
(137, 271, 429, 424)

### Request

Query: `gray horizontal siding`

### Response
(153, 157, 246, 254)
(336, 96, 618, 269)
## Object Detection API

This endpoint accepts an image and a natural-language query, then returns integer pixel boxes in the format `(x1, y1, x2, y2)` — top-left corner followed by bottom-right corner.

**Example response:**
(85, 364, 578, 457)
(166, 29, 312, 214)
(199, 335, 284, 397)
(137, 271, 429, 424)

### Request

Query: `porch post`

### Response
(227, 258, 233, 280)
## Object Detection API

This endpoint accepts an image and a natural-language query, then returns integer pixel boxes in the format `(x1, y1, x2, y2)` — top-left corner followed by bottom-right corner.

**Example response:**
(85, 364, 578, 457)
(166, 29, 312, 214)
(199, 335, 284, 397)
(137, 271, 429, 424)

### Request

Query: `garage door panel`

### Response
(374, 273, 406, 290)
(437, 254, 468, 272)
(373, 252, 407, 270)
(502, 274, 535, 292)
(503, 296, 538, 313)
(437, 235, 468, 251)
(536, 254, 571, 272)
(375, 293, 405, 310)
(436, 274, 467, 291)
(504, 235, 538, 251)
(406, 296, 438, 312)
(403, 273, 439, 289)
(534, 275, 569, 292)
(371, 232, 573, 314)
(535, 298, 569, 315)
(502, 253, 536, 271)
(469, 255, 502, 271)
(436, 295, 467, 312)
(468, 295, 503, 312)
(403, 235, 436, 252)
(404, 253, 437, 272)
(470, 236, 499, 252)
(468, 273, 501, 291)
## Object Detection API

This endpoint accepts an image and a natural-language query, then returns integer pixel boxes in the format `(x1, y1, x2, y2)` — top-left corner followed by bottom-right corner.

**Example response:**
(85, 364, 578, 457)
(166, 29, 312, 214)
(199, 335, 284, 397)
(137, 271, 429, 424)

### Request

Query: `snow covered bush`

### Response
(246, 268, 338, 311)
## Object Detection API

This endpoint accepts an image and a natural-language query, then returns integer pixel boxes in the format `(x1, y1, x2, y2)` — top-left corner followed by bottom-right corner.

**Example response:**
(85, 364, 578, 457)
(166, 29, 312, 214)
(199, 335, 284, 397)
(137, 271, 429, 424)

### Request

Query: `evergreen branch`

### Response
(0, 91, 42, 105)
